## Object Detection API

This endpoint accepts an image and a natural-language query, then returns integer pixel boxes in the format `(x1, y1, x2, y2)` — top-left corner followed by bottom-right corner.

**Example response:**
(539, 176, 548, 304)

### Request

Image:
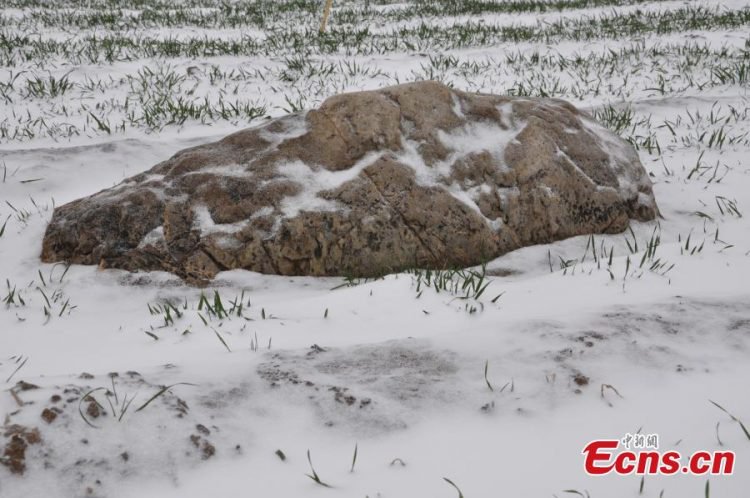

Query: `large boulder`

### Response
(41, 81, 658, 282)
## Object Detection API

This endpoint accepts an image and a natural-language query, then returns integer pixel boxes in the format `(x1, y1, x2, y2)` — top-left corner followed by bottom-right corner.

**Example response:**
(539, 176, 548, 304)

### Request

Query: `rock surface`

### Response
(41, 81, 658, 281)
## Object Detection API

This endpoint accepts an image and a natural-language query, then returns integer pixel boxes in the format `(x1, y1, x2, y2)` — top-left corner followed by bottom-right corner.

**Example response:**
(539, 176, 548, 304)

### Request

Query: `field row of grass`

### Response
(2, 39, 748, 143)
(0, 5, 748, 64)
(1, 0, 671, 25)
(0, 1, 747, 144)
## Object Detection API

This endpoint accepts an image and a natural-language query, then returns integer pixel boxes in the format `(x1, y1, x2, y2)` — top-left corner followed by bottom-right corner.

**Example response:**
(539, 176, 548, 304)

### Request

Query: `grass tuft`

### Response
(443, 477, 465, 498)
(305, 449, 333, 488)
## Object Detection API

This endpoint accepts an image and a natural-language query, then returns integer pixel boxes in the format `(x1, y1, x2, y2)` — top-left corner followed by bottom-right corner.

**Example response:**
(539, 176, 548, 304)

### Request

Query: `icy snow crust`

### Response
(1, 0, 750, 497)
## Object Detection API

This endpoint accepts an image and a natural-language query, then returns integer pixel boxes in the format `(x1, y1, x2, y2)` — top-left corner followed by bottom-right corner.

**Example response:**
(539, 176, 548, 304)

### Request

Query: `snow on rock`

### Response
(40, 81, 658, 283)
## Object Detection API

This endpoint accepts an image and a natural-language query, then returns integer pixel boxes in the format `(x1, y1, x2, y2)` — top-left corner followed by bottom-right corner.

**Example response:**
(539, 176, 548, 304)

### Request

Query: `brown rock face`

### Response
(41, 81, 657, 282)
(1, 425, 41, 475)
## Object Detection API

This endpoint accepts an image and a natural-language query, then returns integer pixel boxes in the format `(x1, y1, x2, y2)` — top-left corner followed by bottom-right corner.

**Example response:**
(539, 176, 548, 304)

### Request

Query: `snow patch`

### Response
(274, 152, 384, 218)
(498, 102, 514, 129)
(451, 93, 465, 119)
(259, 114, 309, 148)
(138, 226, 165, 248)
(187, 163, 252, 178)
(192, 205, 249, 235)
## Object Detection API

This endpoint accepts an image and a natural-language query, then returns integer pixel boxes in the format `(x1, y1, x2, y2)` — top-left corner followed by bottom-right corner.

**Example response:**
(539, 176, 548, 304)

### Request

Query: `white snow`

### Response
(192, 204, 249, 235)
(275, 151, 384, 218)
(138, 226, 165, 248)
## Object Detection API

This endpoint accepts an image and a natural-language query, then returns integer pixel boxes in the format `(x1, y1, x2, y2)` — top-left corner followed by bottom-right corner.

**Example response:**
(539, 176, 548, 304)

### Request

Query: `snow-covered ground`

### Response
(1, 0, 749, 497)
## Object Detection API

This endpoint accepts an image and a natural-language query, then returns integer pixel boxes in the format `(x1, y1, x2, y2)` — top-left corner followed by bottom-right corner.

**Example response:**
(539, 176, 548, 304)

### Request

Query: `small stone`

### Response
(86, 400, 100, 419)
(1, 426, 41, 475)
(14, 381, 39, 391)
(202, 442, 216, 459)
(308, 344, 326, 355)
(334, 391, 356, 406)
(573, 373, 590, 386)
(41, 408, 57, 424)
(189, 434, 215, 460)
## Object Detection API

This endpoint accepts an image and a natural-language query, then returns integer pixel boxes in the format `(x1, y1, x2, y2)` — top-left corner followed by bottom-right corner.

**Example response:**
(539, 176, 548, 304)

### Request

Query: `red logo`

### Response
(582, 437, 735, 476)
